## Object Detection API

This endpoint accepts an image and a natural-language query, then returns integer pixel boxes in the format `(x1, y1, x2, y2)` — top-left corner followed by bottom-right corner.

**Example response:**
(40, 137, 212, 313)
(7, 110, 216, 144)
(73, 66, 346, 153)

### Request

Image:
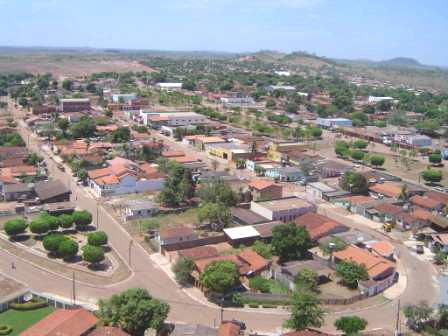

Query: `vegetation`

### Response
(200, 260, 240, 293)
(252, 240, 273, 259)
(422, 169, 443, 183)
(0, 306, 55, 336)
(72, 210, 93, 228)
(284, 289, 324, 330)
(87, 231, 108, 246)
(404, 302, 434, 332)
(158, 162, 195, 207)
(249, 276, 271, 293)
(172, 257, 195, 286)
(43, 234, 68, 255)
(57, 239, 79, 260)
(336, 261, 369, 289)
(369, 155, 385, 167)
(197, 202, 231, 231)
(340, 171, 368, 194)
(294, 268, 318, 292)
(4, 219, 28, 238)
(82, 245, 105, 265)
(334, 316, 368, 335)
(272, 223, 312, 262)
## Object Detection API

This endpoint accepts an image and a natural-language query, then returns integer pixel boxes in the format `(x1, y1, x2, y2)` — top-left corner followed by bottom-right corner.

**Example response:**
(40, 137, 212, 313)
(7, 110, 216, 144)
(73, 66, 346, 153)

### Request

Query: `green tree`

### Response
(72, 210, 92, 228)
(111, 127, 131, 143)
(97, 288, 170, 334)
(4, 219, 28, 238)
(58, 239, 79, 260)
(58, 214, 74, 229)
(284, 289, 324, 330)
(353, 140, 368, 149)
(29, 219, 50, 236)
(336, 261, 369, 289)
(252, 240, 273, 259)
(294, 268, 318, 292)
(62, 79, 73, 91)
(197, 179, 239, 206)
(57, 118, 69, 136)
(249, 276, 270, 293)
(340, 171, 368, 194)
(70, 116, 96, 138)
(351, 150, 364, 161)
(272, 223, 312, 262)
(429, 153, 442, 165)
(369, 155, 385, 167)
(404, 302, 434, 332)
(43, 234, 67, 255)
(434, 251, 447, 265)
(197, 202, 231, 231)
(39, 213, 60, 231)
(422, 169, 443, 183)
(83, 245, 105, 265)
(88, 231, 108, 246)
(334, 316, 368, 335)
(172, 257, 195, 286)
(363, 105, 375, 114)
(200, 260, 239, 293)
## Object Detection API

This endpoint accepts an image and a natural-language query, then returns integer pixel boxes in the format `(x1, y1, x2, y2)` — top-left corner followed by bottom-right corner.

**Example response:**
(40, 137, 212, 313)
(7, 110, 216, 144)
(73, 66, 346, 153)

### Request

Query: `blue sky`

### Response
(1, 0, 447, 66)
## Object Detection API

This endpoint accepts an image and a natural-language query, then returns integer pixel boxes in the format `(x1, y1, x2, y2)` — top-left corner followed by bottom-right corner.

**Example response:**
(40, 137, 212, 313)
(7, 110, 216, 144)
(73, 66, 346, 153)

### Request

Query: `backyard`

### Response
(0, 306, 55, 336)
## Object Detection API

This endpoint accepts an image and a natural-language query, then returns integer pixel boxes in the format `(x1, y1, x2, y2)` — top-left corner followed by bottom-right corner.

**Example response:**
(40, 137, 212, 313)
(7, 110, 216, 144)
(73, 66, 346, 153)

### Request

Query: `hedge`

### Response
(0, 325, 12, 336)
(10, 299, 48, 310)
(248, 303, 259, 308)
(262, 304, 277, 308)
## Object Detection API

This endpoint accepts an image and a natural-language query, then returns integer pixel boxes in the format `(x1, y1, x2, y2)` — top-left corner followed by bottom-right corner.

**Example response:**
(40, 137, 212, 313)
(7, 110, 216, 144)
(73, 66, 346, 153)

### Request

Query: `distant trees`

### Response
(70, 117, 96, 138)
(197, 179, 239, 206)
(272, 223, 312, 262)
(57, 118, 70, 137)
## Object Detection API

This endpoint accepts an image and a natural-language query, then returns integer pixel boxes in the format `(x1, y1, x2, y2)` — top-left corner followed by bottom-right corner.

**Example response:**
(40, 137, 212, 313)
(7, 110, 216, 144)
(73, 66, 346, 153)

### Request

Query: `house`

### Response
(112, 93, 136, 103)
(248, 180, 283, 201)
(60, 98, 91, 112)
(207, 143, 251, 162)
(267, 142, 309, 162)
(337, 195, 375, 216)
(368, 96, 394, 104)
(333, 245, 395, 281)
(19, 308, 98, 336)
(34, 180, 71, 204)
(410, 195, 444, 212)
(318, 160, 352, 178)
(370, 202, 403, 223)
(250, 197, 316, 222)
(170, 323, 217, 336)
(1, 165, 38, 178)
(122, 200, 158, 221)
(142, 112, 207, 128)
(220, 97, 256, 108)
(194, 136, 226, 151)
(306, 182, 336, 200)
(0, 146, 27, 160)
(264, 166, 304, 182)
(395, 211, 423, 231)
(231, 207, 269, 226)
(272, 258, 334, 290)
(156, 83, 183, 91)
(426, 191, 448, 204)
(178, 246, 219, 261)
(316, 118, 352, 129)
(218, 321, 241, 336)
(295, 212, 348, 241)
(223, 226, 261, 246)
(252, 221, 284, 241)
(158, 227, 198, 246)
(368, 241, 395, 260)
(2, 183, 33, 201)
(89, 327, 129, 336)
(0, 175, 19, 194)
(266, 85, 296, 93)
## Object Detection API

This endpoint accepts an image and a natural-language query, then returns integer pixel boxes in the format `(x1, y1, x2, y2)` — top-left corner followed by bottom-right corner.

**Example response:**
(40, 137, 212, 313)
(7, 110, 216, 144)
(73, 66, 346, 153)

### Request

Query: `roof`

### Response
(139, 163, 165, 179)
(170, 323, 217, 336)
(369, 182, 402, 198)
(433, 234, 448, 245)
(343, 195, 375, 205)
(369, 241, 395, 257)
(253, 221, 284, 238)
(410, 195, 443, 209)
(411, 208, 432, 221)
(95, 175, 120, 185)
(159, 227, 195, 240)
(19, 308, 98, 336)
(307, 182, 336, 193)
(88, 167, 113, 179)
(333, 245, 395, 279)
(253, 197, 314, 212)
(295, 212, 346, 240)
(223, 226, 260, 240)
(426, 191, 448, 204)
(34, 180, 71, 201)
(282, 329, 333, 336)
(195, 255, 243, 273)
(218, 322, 240, 336)
(61, 98, 90, 103)
(2, 165, 37, 177)
(197, 136, 225, 144)
(238, 249, 269, 273)
(374, 202, 403, 216)
(179, 246, 219, 260)
(231, 207, 268, 225)
(278, 259, 333, 277)
(89, 327, 130, 336)
(248, 179, 278, 191)
(0, 274, 29, 305)
(3, 182, 32, 193)
(162, 151, 185, 158)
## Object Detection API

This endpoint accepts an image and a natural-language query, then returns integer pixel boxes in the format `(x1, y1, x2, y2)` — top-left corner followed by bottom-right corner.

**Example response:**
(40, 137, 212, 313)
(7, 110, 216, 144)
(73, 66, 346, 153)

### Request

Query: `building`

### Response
(316, 118, 352, 129)
(207, 143, 251, 162)
(274, 71, 291, 76)
(295, 212, 348, 241)
(410, 195, 444, 212)
(19, 308, 98, 336)
(2, 183, 33, 201)
(220, 97, 256, 108)
(223, 226, 261, 246)
(407, 135, 432, 147)
(158, 227, 198, 246)
(248, 180, 283, 201)
(194, 136, 227, 151)
(264, 166, 304, 182)
(156, 83, 183, 91)
(266, 85, 296, 93)
(368, 96, 394, 104)
(250, 197, 316, 222)
(170, 323, 217, 336)
(368, 241, 395, 260)
(267, 142, 309, 162)
(0, 274, 31, 312)
(231, 207, 269, 226)
(34, 180, 71, 204)
(122, 200, 158, 221)
(317, 160, 352, 178)
(112, 93, 136, 103)
(141, 111, 207, 128)
(306, 182, 337, 200)
(60, 98, 91, 113)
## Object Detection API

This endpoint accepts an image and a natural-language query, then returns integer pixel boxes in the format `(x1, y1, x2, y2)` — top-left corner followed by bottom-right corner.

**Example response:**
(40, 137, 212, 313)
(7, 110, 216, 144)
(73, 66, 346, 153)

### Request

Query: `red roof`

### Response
(238, 249, 269, 273)
(249, 179, 277, 191)
(89, 327, 130, 336)
(374, 202, 403, 216)
(295, 212, 345, 240)
(218, 322, 241, 336)
(426, 191, 448, 204)
(20, 309, 98, 336)
(410, 195, 443, 210)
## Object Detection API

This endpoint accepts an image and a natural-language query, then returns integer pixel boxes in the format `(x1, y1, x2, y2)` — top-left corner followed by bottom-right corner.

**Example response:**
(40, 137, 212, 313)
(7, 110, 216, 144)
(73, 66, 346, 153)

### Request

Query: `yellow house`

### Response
(267, 142, 309, 162)
(207, 143, 251, 162)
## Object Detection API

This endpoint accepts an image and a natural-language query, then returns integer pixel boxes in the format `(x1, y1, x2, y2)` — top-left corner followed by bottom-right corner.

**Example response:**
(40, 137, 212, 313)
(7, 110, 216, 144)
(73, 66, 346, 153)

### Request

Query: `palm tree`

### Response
(398, 185, 409, 202)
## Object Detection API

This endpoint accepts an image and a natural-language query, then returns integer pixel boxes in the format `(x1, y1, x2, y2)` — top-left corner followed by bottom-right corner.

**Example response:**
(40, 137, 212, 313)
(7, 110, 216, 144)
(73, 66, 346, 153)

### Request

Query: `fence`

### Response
(161, 235, 227, 254)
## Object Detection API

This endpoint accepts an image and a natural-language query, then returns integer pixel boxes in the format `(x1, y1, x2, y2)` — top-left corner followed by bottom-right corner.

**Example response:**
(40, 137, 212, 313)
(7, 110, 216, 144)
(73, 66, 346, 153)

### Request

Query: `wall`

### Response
(161, 235, 227, 254)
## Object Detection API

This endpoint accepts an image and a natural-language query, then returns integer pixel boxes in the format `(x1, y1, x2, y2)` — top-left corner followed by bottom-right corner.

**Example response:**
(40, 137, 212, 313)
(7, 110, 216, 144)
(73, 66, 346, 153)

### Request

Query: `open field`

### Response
(0, 306, 55, 336)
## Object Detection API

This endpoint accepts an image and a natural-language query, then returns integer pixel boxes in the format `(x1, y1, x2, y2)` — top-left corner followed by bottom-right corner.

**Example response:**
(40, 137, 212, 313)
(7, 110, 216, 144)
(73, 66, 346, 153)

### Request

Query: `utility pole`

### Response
(128, 240, 134, 267)
(96, 201, 99, 229)
(395, 299, 401, 336)
(72, 271, 76, 307)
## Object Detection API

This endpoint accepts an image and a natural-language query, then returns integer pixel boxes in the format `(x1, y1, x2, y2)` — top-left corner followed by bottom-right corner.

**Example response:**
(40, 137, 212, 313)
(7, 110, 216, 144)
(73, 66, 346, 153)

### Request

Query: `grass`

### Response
(131, 208, 199, 233)
(0, 306, 55, 336)
(267, 279, 290, 295)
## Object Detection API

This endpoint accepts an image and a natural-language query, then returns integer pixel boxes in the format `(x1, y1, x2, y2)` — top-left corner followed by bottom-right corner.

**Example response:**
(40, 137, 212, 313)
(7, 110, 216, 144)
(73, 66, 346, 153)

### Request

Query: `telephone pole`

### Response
(395, 299, 401, 336)
(72, 271, 76, 307)
(128, 240, 134, 267)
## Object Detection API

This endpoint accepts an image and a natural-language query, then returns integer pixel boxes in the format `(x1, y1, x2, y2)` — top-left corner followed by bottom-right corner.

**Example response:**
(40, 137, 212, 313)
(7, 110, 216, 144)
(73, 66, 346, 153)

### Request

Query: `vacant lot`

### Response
(0, 306, 55, 336)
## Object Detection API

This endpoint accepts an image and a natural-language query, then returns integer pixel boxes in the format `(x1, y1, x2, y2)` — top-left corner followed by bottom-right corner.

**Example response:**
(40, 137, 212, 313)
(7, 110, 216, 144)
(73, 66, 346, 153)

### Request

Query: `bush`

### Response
(370, 155, 385, 167)
(58, 214, 74, 229)
(350, 150, 364, 161)
(429, 153, 442, 164)
(262, 304, 277, 308)
(4, 219, 28, 237)
(39, 213, 60, 231)
(58, 239, 79, 259)
(72, 210, 92, 228)
(248, 303, 259, 308)
(43, 234, 67, 254)
(83, 245, 105, 264)
(0, 325, 12, 335)
(10, 299, 48, 310)
(353, 140, 368, 149)
(29, 219, 50, 236)
(249, 276, 270, 293)
(87, 231, 108, 246)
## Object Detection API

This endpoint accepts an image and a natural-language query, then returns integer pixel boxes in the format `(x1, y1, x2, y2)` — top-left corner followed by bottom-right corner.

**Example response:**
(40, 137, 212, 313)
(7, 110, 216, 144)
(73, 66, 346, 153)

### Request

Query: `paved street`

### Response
(0, 103, 441, 333)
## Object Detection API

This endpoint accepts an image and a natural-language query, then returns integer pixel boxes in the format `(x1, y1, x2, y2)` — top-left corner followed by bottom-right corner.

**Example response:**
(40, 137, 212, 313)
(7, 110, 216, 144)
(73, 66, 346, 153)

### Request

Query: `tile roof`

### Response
(89, 327, 130, 336)
(369, 183, 402, 198)
(2, 165, 37, 177)
(34, 180, 70, 201)
(19, 308, 98, 336)
(369, 241, 395, 257)
(88, 167, 113, 179)
(162, 151, 185, 158)
(238, 249, 269, 273)
(426, 191, 448, 204)
(178, 246, 219, 260)
(159, 227, 195, 240)
(411, 208, 432, 221)
(410, 195, 443, 209)
(174, 156, 200, 163)
(333, 245, 395, 279)
(218, 322, 240, 336)
(282, 329, 332, 336)
(295, 212, 346, 240)
(248, 179, 277, 191)
(95, 175, 120, 185)
(139, 163, 165, 179)
(433, 234, 448, 245)
(374, 202, 403, 216)
(344, 195, 375, 205)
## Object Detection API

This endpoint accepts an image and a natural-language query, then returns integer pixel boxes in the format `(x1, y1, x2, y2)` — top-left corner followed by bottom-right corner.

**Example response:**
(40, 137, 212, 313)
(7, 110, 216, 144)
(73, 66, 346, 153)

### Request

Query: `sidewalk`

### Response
(383, 258, 407, 300)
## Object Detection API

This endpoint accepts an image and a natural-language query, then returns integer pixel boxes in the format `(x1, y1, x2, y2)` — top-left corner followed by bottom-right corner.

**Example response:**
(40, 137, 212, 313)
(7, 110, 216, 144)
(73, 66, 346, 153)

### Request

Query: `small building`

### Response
(318, 160, 352, 178)
(231, 207, 269, 226)
(316, 118, 352, 129)
(266, 85, 296, 93)
(368, 241, 395, 260)
(410, 195, 444, 212)
(60, 98, 91, 112)
(2, 183, 33, 201)
(223, 226, 261, 246)
(248, 179, 283, 201)
(20, 308, 98, 336)
(123, 200, 158, 221)
(250, 197, 316, 222)
(207, 143, 251, 162)
(252, 221, 284, 241)
(306, 182, 336, 200)
(295, 212, 348, 241)
(34, 180, 71, 204)
(112, 93, 136, 103)
(370, 202, 403, 224)
(264, 166, 304, 182)
(407, 135, 432, 147)
(156, 83, 183, 91)
(158, 227, 198, 246)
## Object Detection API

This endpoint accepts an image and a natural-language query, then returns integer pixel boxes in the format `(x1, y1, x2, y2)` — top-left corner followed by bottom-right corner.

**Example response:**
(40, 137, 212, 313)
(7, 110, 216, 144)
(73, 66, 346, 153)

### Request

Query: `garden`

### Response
(2, 210, 111, 271)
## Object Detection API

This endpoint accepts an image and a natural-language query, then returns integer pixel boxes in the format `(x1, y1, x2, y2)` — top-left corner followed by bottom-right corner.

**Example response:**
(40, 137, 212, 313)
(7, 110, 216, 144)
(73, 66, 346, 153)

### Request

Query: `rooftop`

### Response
(0, 274, 29, 305)
(410, 195, 443, 209)
(307, 182, 336, 193)
(231, 207, 268, 225)
(253, 197, 314, 212)
(178, 246, 219, 261)
(223, 226, 260, 240)
(248, 179, 278, 191)
(160, 227, 196, 240)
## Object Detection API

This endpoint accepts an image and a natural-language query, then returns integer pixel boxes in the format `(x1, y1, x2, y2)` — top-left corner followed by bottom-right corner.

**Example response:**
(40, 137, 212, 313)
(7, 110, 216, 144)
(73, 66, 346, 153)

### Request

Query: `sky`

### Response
(1, 0, 447, 66)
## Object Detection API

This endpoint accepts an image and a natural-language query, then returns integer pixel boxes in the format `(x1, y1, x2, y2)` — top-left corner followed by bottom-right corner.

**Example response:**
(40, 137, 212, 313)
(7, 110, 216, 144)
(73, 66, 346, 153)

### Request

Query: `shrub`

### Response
(0, 325, 12, 335)
(72, 210, 92, 228)
(351, 150, 364, 161)
(429, 153, 442, 165)
(58, 239, 79, 259)
(353, 140, 368, 149)
(4, 219, 28, 237)
(262, 304, 277, 308)
(39, 213, 60, 231)
(248, 303, 259, 308)
(29, 219, 50, 236)
(87, 231, 108, 246)
(370, 155, 385, 167)
(249, 276, 270, 293)
(10, 299, 48, 310)
(43, 234, 67, 254)
(83, 245, 105, 264)
(58, 214, 75, 229)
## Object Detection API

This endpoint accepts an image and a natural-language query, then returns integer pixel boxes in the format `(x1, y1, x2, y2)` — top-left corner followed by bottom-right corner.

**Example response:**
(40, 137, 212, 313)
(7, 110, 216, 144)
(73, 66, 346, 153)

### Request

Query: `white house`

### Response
(306, 182, 337, 200)
(274, 71, 291, 76)
(316, 118, 352, 128)
(112, 93, 136, 103)
(368, 96, 394, 104)
(250, 197, 316, 222)
(156, 83, 183, 91)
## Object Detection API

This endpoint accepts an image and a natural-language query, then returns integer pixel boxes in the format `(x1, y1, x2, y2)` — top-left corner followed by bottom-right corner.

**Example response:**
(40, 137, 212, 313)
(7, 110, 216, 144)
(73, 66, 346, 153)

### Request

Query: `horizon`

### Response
(1, 0, 447, 66)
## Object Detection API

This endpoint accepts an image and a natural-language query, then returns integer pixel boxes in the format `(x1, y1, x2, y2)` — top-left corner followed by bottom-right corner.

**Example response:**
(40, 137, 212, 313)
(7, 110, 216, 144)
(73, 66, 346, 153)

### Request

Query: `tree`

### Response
(72, 210, 92, 228)
(18, 97, 28, 108)
(334, 316, 368, 335)
(39, 213, 60, 231)
(272, 223, 312, 262)
(70, 117, 96, 139)
(87, 231, 108, 246)
(62, 79, 73, 91)
(404, 302, 434, 331)
(172, 257, 195, 286)
(111, 127, 131, 143)
(308, 127, 322, 138)
(336, 261, 369, 289)
(158, 164, 194, 207)
(43, 234, 67, 255)
(197, 202, 231, 231)
(295, 268, 318, 292)
(249, 276, 270, 293)
(83, 245, 105, 265)
(429, 153, 442, 165)
(398, 185, 409, 201)
(284, 289, 324, 330)
(29, 219, 50, 236)
(434, 251, 447, 265)
(97, 288, 169, 334)
(363, 105, 375, 114)
(252, 240, 273, 259)
(58, 214, 74, 229)
(340, 171, 368, 194)
(353, 140, 368, 149)
(369, 155, 385, 168)
(422, 169, 443, 183)
(351, 150, 364, 161)
(58, 239, 79, 260)
(200, 260, 239, 293)
(57, 118, 69, 136)
(197, 179, 239, 206)
(4, 219, 28, 238)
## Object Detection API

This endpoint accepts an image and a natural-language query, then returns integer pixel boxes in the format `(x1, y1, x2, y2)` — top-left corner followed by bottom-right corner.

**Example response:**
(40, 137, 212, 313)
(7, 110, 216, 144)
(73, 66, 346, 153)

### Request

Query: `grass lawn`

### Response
(0, 306, 55, 336)
(131, 208, 199, 233)
(267, 279, 289, 295)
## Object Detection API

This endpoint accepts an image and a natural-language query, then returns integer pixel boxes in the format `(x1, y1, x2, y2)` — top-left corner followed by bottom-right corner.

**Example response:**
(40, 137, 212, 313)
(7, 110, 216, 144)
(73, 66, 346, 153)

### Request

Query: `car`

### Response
(416, 245, 424, 254)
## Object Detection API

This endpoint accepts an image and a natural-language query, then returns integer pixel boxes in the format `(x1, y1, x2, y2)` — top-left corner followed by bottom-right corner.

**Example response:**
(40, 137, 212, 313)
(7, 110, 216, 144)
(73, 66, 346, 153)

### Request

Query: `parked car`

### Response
(416, 245, 424, 254)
